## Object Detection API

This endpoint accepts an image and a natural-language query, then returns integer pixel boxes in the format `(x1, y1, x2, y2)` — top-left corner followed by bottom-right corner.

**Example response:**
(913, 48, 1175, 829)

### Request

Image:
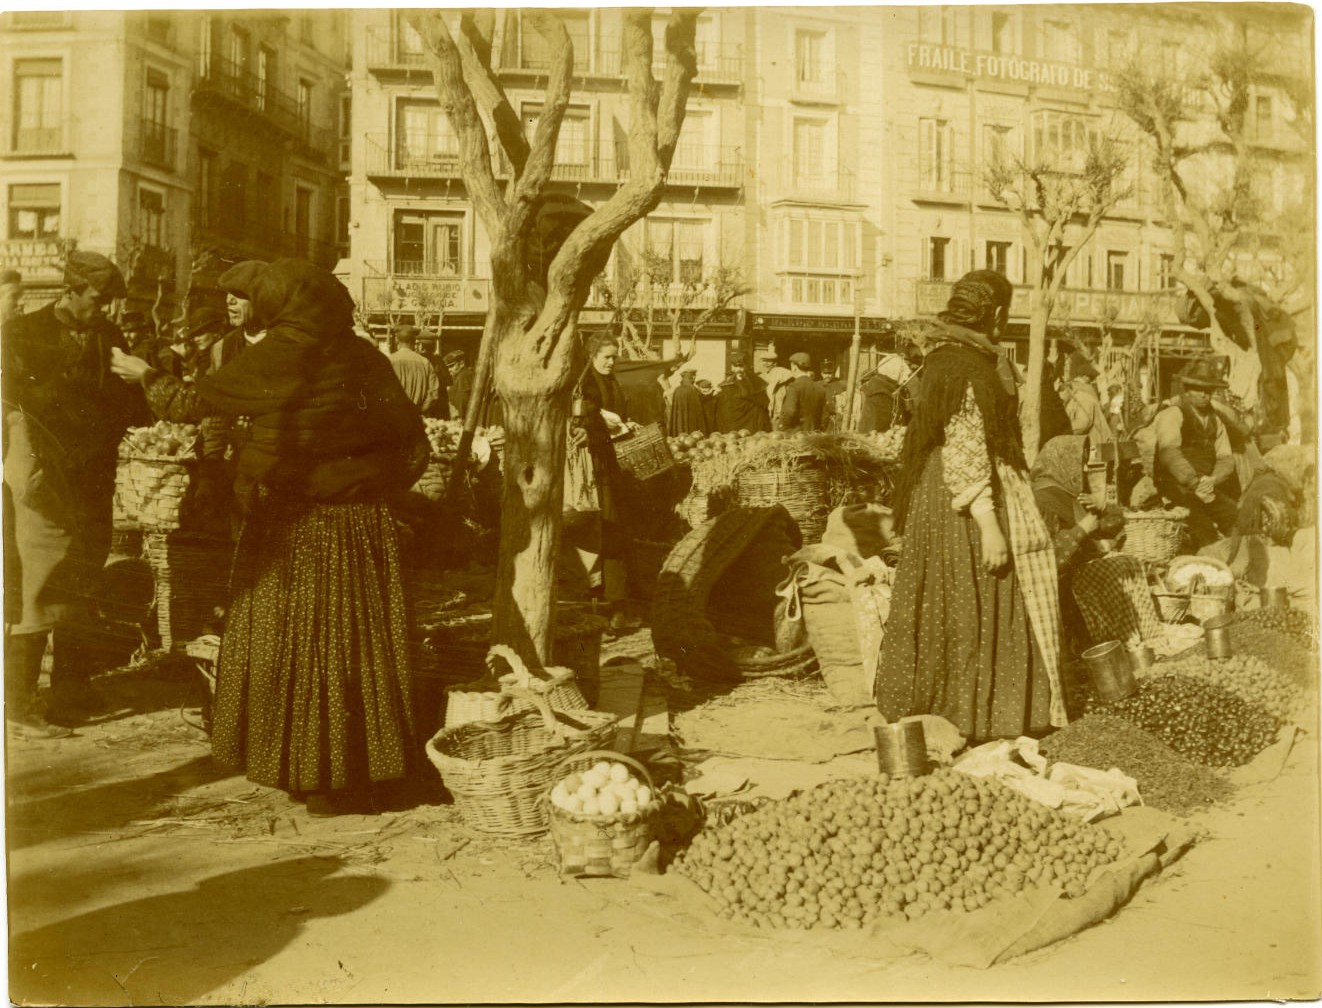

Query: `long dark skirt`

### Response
(877, 453, 1052, 741)
(213, 496, 417, 793)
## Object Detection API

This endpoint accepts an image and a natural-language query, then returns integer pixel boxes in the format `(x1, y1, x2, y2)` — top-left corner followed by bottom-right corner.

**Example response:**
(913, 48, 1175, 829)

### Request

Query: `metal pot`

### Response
(1260, 585, 1291, 610)
(874, 720, 930, 778)
(1203, 613, 1235, 659)
(1127, 642, 1156, 675)
(1082, 640, 1138, 702)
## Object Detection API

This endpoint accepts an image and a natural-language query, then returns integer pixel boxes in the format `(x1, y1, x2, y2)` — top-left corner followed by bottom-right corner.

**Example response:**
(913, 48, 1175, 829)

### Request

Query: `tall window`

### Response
(523, 105, 590, 168)
(1157, 253, 1177, 289)
(1041, 19, 1079, 63)
(13, 59, 63, 153)
(646, 218, 706, 284)
(672, 111, 711, 173)
(138, 187, 166, 249)
(522, 11, 589, 69)
(982, 123, 1016, 170)
(142, 70, 170, 166)
(920, 7, 957, 45)
(397, 102, 458, 168)
(256, 47, 274, 110)
(393, 210, 463, 275)
(1031, 111, 1097, 170)
(1254, 94, 1274, 140)
(792, 116, 833, 190)
(927, 236, 951, 280)
(197, 16, 213, 75)
(919, 118, 953, 191)
(338, 93, 352, 166)
(795, 29, 829, 88)
(229, 25, 249, 71)
(7, 183, 60, 239)
(787, 217, 858, 272)
(1106, 250, 1128, 291)
(196, 148, 218, 227)
(986, 240, 1012, 276)
(297, 79, 313, 131)
(1100, 28, 1131, 66)
(990, 11, 1016, 54)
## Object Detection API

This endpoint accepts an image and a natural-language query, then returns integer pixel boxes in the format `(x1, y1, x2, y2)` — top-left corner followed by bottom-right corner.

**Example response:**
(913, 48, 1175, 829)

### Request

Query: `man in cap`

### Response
(210, 260, 269, 372)
(388, 324, 441, 416)
(444, 349, 474, 420)
(714, 352, 770, 434)
(818, 359, 846, 430)
(118, 310, 155, 358)
(1152, 358, 1239, 546)
(3, 251, 148, 733)
(778, 352, 829, 432)
(666, 366, 708, 436)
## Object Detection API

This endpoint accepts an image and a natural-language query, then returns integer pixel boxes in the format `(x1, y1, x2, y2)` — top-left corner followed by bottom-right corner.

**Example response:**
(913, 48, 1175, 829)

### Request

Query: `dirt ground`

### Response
(5, 604, 1322, 1004)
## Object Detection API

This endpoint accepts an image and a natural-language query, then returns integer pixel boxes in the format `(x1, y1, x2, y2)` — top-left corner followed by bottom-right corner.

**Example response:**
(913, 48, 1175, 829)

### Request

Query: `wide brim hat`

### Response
(185, 305, 227, 340)
(1178, 358, 1229, 390)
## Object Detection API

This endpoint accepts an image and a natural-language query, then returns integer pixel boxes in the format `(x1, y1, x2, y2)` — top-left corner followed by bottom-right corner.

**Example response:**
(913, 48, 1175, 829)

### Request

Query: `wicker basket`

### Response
(546, 750, 660, 878)
(444, 655, 588, 730)
(735, 461, 831, 545)
(142, 532, 232, 650)
(1167, 555, 1236, 600)
(426, 686, 619, 837)
(1152, 592, 1191, 623)
(1120, 507, 1189, 564)
(412, 460, 449, 502)
(722, 640, 819, 680)
(613, 423, 675, 481)
(114, 455, 195, 532)
(424, 606, 607, 689)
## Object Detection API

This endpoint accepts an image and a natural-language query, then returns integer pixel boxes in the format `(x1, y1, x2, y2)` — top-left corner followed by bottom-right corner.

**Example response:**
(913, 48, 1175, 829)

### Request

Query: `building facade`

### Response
(344, 5, 1311, 387)
(0, 9, 349, 314)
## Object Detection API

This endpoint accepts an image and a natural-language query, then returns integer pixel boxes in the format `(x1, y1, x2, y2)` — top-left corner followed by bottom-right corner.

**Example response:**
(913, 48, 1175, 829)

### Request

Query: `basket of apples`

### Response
(113, 421, 200, 532)
(546, 751, 661, 877)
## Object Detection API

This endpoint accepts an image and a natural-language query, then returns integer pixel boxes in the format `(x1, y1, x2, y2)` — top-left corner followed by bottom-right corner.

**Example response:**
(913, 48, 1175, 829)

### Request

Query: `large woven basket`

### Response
(444, 649, 588, 730)
(613, 423, 675, 481)
(114, 455, 195, 532)
(1120, 507, 1189, 564)
(142, 532, 232, 650)
(546, 750, 660, 878)
(735, 461, 830, 545)
(426, 686, 618, 837)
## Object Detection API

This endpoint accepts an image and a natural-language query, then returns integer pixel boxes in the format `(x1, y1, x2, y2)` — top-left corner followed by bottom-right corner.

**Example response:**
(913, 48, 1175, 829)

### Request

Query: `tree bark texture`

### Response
(1023, 294, 1050, 465)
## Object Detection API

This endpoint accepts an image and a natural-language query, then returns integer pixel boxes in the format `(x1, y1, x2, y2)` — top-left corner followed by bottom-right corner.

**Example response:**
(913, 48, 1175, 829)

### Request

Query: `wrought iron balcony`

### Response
(137, 118, 177, 171)
(193, 54, 332, 157)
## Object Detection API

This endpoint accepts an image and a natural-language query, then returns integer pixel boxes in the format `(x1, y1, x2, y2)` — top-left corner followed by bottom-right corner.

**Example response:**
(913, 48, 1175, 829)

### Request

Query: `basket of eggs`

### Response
(545, 751, 661, 878)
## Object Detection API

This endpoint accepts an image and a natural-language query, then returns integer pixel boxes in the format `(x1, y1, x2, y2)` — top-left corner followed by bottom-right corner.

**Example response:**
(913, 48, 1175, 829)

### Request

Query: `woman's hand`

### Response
(974, 513, 1009, 575)
(568, 425, 588, 450)
(110, 346, 153, 384)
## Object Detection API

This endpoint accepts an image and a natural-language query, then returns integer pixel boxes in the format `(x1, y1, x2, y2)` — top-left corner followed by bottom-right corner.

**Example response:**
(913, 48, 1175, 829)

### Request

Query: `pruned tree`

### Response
(407, 8, 700, 664)
(985, 134, 1129, 461)
(1114, 13, 1314, 425)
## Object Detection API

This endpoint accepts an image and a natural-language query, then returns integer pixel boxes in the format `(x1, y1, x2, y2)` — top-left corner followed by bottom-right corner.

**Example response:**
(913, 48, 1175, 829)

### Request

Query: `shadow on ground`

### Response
(9, 856, 388, 1006)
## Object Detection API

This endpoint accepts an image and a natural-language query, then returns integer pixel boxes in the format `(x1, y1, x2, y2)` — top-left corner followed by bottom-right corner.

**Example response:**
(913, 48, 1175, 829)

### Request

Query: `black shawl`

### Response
(892, 326, 1026, 533)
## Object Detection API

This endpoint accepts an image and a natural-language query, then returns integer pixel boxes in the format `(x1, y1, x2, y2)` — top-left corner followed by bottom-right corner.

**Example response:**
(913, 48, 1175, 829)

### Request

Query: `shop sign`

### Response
(915, 280, 1180, 325)
(907, 43, 1115, 93)
(0, 238, 64, 275)
(752, 313, 891, 334)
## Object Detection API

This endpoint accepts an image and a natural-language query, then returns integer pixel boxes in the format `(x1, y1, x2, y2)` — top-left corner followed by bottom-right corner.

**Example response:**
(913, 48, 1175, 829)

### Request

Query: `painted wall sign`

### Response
(907, 43, 1116, 93)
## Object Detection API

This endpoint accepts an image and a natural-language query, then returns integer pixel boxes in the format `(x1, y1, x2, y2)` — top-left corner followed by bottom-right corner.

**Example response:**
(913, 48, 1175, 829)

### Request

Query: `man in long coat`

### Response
(713, 353, 770, 433)
(667, 368, 708, 436)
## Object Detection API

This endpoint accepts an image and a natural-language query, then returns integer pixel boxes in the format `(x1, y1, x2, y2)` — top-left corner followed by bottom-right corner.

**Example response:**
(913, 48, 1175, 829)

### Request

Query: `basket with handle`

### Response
(613, 423, 675, 481)
(426, 684, 618, 837)
(1120, 507, 1188, 564)
(1152, 591, 1191, 623)
(545, 750, 661, 878)
(734, 461, 831, 545)
(443, 645, 588, 730)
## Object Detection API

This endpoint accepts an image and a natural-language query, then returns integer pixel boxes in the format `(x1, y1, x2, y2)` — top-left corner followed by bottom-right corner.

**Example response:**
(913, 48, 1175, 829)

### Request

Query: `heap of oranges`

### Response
(674, 769, 1124, 931)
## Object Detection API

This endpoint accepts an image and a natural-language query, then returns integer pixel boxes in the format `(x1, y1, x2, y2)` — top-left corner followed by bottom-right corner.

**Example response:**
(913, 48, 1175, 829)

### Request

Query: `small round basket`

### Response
(1120, 507, 1189, 564)
(546, 750, 661, 878)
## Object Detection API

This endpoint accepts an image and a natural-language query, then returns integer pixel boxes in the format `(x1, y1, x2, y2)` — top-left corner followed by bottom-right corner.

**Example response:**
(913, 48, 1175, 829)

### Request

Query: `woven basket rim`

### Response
(1123, 507, 1190, 520)
(546, 796, 662, 826)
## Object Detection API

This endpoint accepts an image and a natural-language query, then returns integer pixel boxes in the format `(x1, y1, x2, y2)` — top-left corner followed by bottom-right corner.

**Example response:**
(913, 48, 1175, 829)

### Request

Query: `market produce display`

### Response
(1227, 618, 1319, 688)
(423, 418, 499, 465)
(674, 769, 1123, 930)
(1236, 606, 1319, 646)
(1166, 560, 1235, 590)
(1040, 712, 1234, 816)
(865, 425, 906, 462)
(1148, 653, 1302, 722)
(118, 421, 198, 459)
(550, 759, 653, 817)
(1104, 676, 1279, 767)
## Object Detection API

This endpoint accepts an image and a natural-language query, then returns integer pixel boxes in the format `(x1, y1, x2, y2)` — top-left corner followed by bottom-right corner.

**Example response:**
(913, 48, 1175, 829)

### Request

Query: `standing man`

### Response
(666, 367, 708, 436)
(444, 349, 474, 420)
(388, 324, 441, 415)
(3, 251, 148, 733)
(714, 353, 771, 433)
(818, 359, 847, 430)
(1152, 359, 1240, 547)
(757, 349, 793, 428)
(1063, 352, 1113, 446)
(1, 268, 22, 323)
(859, 353, 913, 434)
(778, 352, 829, 432)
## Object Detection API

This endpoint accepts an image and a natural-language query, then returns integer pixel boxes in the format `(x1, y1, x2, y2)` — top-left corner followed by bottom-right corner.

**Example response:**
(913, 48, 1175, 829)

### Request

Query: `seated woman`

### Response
(1030, 435, 1125, 658)
(111, 259, 429, 816)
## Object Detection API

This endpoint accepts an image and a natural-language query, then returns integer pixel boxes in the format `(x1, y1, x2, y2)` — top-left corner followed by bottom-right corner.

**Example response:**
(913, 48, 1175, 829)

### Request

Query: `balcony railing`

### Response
(193, 54, 332, 156)
(913, 167, 973, 201)
(366, 132, 742, 189)
(137, 118, 177, 171)
(8, 128, 67, 157)
(365, 27, 429, 70)
(778, 166, 856, 204)
(360, 264, 490, 313)
(914, 280, 1185, 327)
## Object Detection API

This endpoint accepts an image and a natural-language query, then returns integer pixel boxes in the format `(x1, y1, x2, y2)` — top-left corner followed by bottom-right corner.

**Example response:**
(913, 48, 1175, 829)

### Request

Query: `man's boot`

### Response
(5, 631, 71, 738)
(45, 624, 102, 727)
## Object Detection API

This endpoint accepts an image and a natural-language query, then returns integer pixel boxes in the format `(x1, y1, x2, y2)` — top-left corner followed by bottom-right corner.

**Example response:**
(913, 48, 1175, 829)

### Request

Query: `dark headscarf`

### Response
(938, 269, 1013, 333)
(1031, 435, 1088, 498)
(251, 258, 357, 344)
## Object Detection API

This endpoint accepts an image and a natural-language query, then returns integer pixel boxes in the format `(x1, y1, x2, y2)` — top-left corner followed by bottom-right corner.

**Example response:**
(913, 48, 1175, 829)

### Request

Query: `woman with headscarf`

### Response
(1030, 435, 1126, 657)
(877, 270, 1064, 742)
(110, 259, 429, 816)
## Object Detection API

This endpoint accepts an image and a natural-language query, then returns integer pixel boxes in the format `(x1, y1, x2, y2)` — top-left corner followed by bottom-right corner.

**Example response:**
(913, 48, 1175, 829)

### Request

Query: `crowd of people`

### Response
(2, 254, 1312, 813)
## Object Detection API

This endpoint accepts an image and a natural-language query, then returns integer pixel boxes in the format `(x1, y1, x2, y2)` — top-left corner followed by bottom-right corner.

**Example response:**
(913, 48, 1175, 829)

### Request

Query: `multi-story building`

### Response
(0, 9, 349, 314)
(345, 6, 1312, 388)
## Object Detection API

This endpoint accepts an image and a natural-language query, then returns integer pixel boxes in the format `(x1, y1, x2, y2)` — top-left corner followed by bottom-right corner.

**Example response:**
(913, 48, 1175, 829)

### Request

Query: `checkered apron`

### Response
(997, 464, 1067, 727)
(1072, 553, 1163, 646)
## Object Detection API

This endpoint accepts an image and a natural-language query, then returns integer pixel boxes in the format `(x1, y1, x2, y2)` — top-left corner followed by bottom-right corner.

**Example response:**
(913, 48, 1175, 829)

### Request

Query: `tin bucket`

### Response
(874, 720, 930, 778)
(1260, 585, 1290, 610)
(1204, 613, 1235, 659)
(1127, 642, 1155, 675)
(1082, 640, 1138, 702)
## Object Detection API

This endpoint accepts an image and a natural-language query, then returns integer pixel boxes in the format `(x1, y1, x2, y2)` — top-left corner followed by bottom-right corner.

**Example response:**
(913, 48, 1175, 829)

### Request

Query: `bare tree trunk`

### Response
(1022, 292, 1050, 465)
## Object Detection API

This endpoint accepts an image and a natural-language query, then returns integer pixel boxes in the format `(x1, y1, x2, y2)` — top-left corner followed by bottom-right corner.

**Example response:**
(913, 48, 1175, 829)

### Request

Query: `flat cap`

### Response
(65, 251, 126, 298)
(217, 260, 268, 299)
(789, 351, 812, 368)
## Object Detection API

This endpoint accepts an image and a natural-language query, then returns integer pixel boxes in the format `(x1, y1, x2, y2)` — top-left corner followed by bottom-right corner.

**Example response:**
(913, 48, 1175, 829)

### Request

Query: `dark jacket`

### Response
(778, 374, 828, 431)
(667, 381, 709, 436)
(714, 374, 770, 433)
(448, 364, 474, 419)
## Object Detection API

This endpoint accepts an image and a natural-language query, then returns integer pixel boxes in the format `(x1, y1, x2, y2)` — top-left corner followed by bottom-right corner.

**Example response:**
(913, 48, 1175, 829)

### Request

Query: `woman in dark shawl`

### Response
(877, 270, 1064, 742)
(111, 259, 428, 815)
